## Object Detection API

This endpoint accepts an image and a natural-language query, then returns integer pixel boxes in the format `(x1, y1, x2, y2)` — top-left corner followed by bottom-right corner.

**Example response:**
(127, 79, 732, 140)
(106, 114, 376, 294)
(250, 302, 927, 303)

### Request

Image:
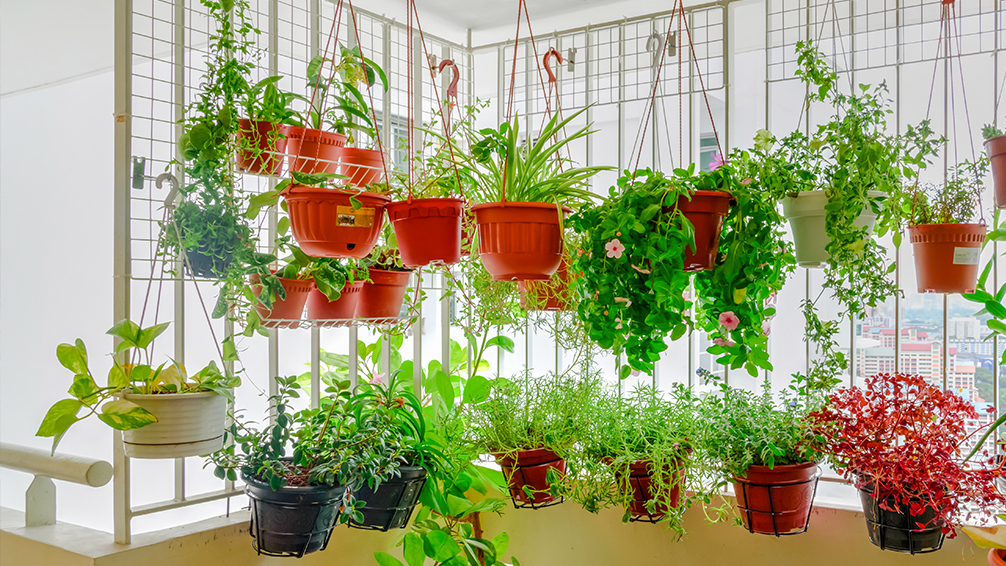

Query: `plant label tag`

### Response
(952, 247, 980, 265)
(336, 206, 375, 228)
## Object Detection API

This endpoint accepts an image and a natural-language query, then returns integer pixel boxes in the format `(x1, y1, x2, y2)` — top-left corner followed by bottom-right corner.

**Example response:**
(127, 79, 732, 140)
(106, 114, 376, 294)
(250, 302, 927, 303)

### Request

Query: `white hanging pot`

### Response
(782, 190, 883, 268)
(120, 391, 228, 459)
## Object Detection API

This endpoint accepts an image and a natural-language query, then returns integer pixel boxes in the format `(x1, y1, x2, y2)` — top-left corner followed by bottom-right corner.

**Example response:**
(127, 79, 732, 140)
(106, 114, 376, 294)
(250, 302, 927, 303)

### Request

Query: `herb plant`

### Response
(983, 124, 1004, 140)
(890, 158, 988, 226)
(300, 48, 387, 145)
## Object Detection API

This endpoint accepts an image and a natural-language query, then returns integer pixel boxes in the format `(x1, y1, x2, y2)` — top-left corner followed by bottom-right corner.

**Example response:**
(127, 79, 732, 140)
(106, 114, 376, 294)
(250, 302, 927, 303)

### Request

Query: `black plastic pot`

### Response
(350, 466, 427, 531)
(858, 488, 945, 554)
(243, 471, 345, 558)
(184, 248, 232, 279)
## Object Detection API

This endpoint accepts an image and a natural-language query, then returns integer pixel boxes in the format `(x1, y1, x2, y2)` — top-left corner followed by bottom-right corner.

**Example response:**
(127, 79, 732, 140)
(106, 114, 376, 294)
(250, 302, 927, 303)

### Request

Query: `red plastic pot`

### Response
(357, 268, 411, 321)
(249, 274, 314, 329)
(340, 147, 386, 188)
(281, 185, 389, 259)
(908, 223, 986, 294)
(732, 462, 820, 536)
(990, 549, 1006, 566)
(306, 281, 364, 323)
(986, 135, 1006, 209)
(386, 198, 464, 268)
(494, 448, 566, 506)
(518, 257, 576, 311)
(236, 120, 287, 176)
(472, 202, 569, 281)
(676, 190, 733, 272)
(612, 460, 684, 520)
(286, 126, 347, 174)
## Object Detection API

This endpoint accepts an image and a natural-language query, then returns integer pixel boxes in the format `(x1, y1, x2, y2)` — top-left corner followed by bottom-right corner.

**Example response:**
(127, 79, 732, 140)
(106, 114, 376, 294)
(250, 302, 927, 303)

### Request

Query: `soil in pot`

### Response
(675, 190, 733, 272)
(243, 470, 344, 557)
(472, 202, 569, 281)
(349, 466, 427, 531)
(732, 462, 820, 536)
(908, 223, 986, 294)
(859, 488, 945, 554)
(386, 198, 464, 268)
(236, 119, 287, 176)
(493, 447, 566, 507)
(356, 268, 411, 321)
(285, 126, 348, 174)
(121, 391, 227, 459)
(280, 185, 389, 259)
(782, 190, 883, 268)
(518, 256, 576, 311)
(611, 459, 684, 521)
(306, 281, 364, 324)
(340, 147, 386, 188)
(986, 135, 1006, 209)
(249, 274, 314, 328)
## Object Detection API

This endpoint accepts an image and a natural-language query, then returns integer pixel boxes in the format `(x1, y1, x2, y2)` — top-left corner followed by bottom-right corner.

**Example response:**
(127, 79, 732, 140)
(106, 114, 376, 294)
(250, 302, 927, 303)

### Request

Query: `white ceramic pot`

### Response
(782, 190, 883, 268)
(121, 391, 228, 459)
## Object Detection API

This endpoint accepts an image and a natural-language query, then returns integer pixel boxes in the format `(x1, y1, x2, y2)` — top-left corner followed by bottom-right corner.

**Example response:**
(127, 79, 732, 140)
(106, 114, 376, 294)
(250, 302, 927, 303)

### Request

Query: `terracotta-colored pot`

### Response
(986, 135, 1006, 209)
(340, 147, 386, 188)
(306, 281, 364, 323)
(989, 549, 1006, 566)
(518, 256, 576, 311)
(281, 185, 389, 259)
(286, 126, 348, 174)
(356, 268, 411, 320)
(494, 448, 566, 506)
(732, 462, 820, 536)
(236, 119, 287, 176)
(611, 459, 684, 520)
(386, 198, 464, 268)
(472, 202, 569, 281)
(909, 223, 986, 294)
(249, 274, 314, 328)
(676, 190, 733, 272)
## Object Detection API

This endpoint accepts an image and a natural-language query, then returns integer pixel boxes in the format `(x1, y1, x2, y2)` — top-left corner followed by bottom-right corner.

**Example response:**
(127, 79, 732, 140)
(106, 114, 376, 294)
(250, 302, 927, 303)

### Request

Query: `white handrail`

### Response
(0, 442, 113, 487)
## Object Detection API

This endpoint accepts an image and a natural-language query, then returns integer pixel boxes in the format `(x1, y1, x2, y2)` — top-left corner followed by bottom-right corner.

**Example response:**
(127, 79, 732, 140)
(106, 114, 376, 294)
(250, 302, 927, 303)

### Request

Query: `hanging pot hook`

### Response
(646, 32, 663, 69)
(437, 58, 460, 101)
(543, 47, 563, 83)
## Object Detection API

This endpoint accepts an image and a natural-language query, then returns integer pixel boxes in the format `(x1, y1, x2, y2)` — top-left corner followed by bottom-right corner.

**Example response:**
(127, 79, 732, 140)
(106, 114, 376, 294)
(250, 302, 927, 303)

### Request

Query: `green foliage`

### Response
(889, 157, 988, 226)
(299, 46, 388, 145)
(160, 201, 251, 278)
(37, 320, 239, 454)
(983, 123, 1004, 140)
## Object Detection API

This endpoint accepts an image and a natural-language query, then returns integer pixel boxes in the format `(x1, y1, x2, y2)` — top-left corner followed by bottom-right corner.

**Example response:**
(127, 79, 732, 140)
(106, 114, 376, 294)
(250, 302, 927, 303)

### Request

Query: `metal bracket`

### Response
(567, 47, 577, 72)
(131, 156, 146, 190)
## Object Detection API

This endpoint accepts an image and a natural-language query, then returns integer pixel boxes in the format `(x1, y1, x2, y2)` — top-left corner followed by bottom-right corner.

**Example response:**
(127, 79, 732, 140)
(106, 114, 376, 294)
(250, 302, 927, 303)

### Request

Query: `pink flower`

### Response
(605, 238, 625, 259)
(762, 321, 772, 336)
(614, 297, 632, 307)
(765, 292, 777, 307)
(718, 311, 740, 331)
(740, 177, 753, 185)
(615, 318, 623, 330)
(713, 337, 735, 348)
(709, 151, 727, 171)
(631, 264, 651, 275)
(368, 372, 385, 385)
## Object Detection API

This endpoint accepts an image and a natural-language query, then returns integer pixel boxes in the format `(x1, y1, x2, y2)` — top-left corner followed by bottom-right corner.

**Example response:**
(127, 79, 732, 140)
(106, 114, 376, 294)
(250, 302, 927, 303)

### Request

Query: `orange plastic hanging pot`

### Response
(472, 202, 569, 281)
(386, 198, 464, 268)
(285, 126, 348, 174)
(249, 274, 314, 329)
(518, 256, 577, 311)
(340, 147, 386, 188)
(356, 268, 411, 321)
(281, 184, 389, 259)
(986, 135, 1006, 209)
(306, 281, 364, 323)
(908, 223, 986, 294)
(675, 190, 733, 272)
(236, 120, 287, 176)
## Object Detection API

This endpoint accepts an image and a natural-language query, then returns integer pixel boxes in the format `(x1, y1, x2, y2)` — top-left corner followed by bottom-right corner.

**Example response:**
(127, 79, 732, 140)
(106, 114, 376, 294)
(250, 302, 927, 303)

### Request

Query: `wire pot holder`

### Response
(734, 470, 821, 537)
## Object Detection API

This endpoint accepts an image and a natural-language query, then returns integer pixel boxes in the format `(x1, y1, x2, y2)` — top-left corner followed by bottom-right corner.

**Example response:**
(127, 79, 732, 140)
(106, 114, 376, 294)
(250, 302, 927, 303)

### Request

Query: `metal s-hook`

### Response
(646, 32, 663, 68)
(543, 47, 563, 83)
(156, 172, 180, 208)
(437, 59, 460, 100)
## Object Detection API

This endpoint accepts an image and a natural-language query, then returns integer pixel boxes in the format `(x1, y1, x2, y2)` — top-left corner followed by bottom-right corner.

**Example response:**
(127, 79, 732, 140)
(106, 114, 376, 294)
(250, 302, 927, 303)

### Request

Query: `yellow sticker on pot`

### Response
(336, 206, 376, 228)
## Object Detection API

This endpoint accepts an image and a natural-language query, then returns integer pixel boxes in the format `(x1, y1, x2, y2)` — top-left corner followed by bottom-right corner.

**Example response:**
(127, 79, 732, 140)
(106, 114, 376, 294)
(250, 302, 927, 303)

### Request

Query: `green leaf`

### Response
(403, 532, 425, 566)
(97, 399, 158, 430)
(374, 553, 404, 566)
(136, 322, 170, 349)
(446, 494, 474, 517)
(56, 343, 89, 374)
(490, 532, 509, 558)
(108, 363, 129, 388)
(107, 319, 140, 347)
(485, 336, 515, 354)
(462, 375, 490, 405)
(36, 399, 83, 453)
(985, 300, 1006, 319)
(349, 196, 363, 210)
(423, 530, 462, 562)
(435, 369, 455, 407)
(69, 374, 100, 405)
(619, 365, 631, 380)
(222, 337, 239, 362)
(277, 216, 290, 236)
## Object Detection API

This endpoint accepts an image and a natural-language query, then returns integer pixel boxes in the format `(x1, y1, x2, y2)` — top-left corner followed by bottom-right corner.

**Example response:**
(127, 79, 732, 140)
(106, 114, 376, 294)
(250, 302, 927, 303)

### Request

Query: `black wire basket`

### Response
(859, 489, 946, 555)
(349, 467, 428, 532)
(496, 449, 566, 510)
(733, 463, 821, 537)
(244, 473, 344, 558)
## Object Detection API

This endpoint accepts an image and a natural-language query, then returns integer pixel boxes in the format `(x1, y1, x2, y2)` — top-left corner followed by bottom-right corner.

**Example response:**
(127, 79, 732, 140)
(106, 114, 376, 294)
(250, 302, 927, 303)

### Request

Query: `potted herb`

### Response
(160, 201, 250, 279)
(809, 372, 1006, 554)
(984, 123, 1006, 208)
(461, 107, 607, 281)
(357, 230, 413, 321)
(236, 76, 300, 176)
(891, 159, 989, 294)
(466, 371, 598, 508)
(305, 258, 368, 323)
(36, 320, 238, 459)
(697, 370, 824, 536)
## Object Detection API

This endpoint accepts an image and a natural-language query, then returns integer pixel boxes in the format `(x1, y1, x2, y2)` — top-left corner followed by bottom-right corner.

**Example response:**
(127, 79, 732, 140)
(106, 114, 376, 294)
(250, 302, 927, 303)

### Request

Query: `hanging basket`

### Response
(120, 391, 227, 459)
(472, 202, 569, 281)
(249, 274, 314, 328)
(183, 248, 232, 279)
(386, 198, 464, 268)
(518, 256, 577, 311)
(609, 459, 684, 523)
(280, 185, 389, 259)
(357, 268, 411, 321)
(908, 223, 986, 294)
(986, 135, 1006, 209)
(676, 190, 733, 272)
(782, 190, 883, 268)
(990, 549, 1006, 566)
(243, 469, 344, 558)
(306, 281, 364, 325)
(732, 462, 820, 536)
(236, 120, 287, 176)
(493, 447, 566, 509)
(858, 488, 945, 554)
(285, 126, 348, 174)
(349, 466, 427, 532)
(340, 147, 386, 188)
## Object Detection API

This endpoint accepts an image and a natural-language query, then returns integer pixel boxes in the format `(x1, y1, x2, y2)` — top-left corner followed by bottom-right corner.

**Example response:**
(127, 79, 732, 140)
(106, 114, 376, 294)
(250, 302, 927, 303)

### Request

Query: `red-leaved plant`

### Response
(809, 372, 1006, 536)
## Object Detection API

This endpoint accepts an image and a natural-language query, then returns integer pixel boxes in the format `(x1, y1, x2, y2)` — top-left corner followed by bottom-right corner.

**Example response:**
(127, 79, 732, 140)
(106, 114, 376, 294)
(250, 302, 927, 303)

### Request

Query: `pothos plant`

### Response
(37, 320, 238, 453)
(572, 167, 696, 376)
